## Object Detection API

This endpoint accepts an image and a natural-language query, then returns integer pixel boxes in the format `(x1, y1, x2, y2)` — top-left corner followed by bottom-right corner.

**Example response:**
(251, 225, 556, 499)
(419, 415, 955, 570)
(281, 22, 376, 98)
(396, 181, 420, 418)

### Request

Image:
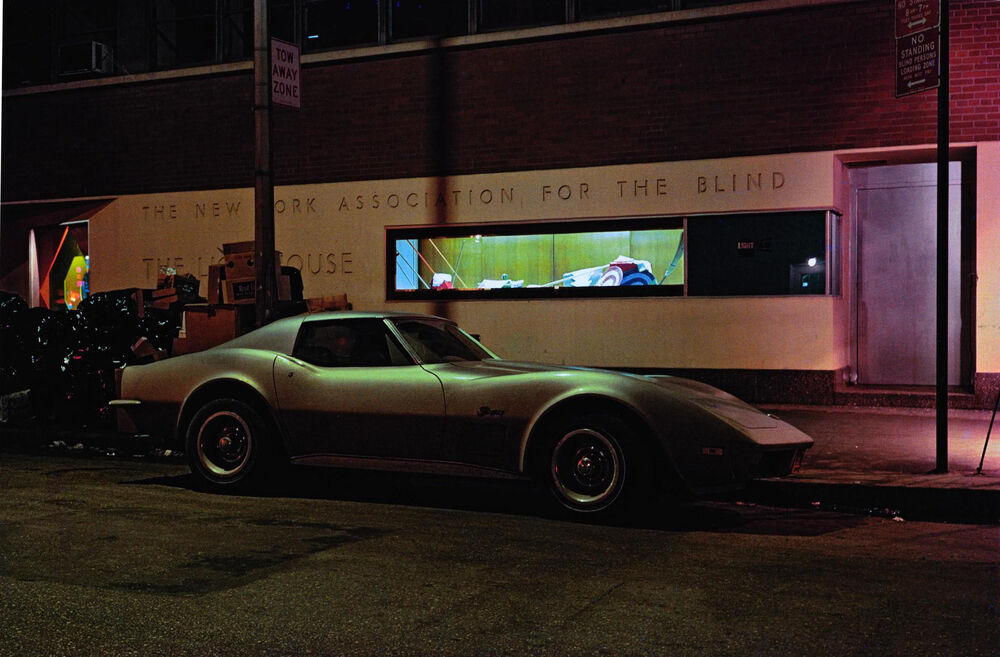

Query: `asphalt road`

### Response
(2, 450, 998, 657)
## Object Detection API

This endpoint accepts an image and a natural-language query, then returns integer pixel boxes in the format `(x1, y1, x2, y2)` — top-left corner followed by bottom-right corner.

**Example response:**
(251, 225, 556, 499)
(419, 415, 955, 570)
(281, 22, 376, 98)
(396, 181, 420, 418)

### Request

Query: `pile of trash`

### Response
(1, 257, 309, 431)
(0, 289, 180, 430)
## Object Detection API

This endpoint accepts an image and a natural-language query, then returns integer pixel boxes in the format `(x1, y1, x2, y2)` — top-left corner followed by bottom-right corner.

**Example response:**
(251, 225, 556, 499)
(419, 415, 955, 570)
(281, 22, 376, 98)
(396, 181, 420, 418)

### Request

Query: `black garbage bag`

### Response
(74, 291, 160, 427)
(26, 307, 77, 371)
(24, 308, 77, 425)
(139, 309, 180, 353)
(5, 289, 185, 429)
(0, 290, 29, 319)
(77, 289, 140, 324)
(0, 292, 31, 395)
(60, 342, 125, 428)
(78, 291, 144, 354)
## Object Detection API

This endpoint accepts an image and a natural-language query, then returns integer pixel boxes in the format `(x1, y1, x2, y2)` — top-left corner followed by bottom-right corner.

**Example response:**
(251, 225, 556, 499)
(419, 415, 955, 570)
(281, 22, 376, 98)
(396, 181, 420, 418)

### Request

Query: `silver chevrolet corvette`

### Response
(113, 311, 812, 517)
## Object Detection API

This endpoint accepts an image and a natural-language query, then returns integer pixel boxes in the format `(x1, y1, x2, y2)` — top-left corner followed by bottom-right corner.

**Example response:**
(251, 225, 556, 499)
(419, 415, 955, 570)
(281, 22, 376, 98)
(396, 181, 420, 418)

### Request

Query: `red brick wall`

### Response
(951, 0, 1000, 137)
(2, 0, 998, 202)
(2, 74, 253, 200)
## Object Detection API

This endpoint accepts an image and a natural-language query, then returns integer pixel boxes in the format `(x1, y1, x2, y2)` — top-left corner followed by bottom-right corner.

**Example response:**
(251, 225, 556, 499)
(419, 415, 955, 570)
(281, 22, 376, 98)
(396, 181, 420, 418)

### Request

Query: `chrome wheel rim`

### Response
(550, 428, 622, 509)
(196, 411, 252, 478)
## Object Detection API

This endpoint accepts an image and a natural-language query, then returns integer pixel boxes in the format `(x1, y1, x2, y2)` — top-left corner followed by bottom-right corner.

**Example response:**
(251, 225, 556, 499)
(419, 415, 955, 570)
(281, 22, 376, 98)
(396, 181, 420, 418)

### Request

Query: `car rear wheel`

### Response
(540, 413, 636, 517)
(186, 398, 274, 491)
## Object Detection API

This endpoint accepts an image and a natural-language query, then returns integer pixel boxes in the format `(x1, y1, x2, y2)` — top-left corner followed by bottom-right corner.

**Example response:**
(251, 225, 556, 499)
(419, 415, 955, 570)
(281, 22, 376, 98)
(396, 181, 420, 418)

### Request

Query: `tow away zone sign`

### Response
(271, 38, 300, 108)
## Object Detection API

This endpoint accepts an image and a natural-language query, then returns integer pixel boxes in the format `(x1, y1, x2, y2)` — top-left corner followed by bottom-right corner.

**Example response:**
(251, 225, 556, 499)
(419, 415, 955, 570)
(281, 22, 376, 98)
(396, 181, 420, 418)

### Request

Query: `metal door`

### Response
(852, 163, 963, 386)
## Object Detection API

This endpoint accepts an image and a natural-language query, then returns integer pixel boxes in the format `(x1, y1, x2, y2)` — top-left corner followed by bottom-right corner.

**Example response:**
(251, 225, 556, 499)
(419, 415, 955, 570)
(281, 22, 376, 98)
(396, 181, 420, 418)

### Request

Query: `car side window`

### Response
(392, 319, 491, 363)
(294, 319, 411, 367)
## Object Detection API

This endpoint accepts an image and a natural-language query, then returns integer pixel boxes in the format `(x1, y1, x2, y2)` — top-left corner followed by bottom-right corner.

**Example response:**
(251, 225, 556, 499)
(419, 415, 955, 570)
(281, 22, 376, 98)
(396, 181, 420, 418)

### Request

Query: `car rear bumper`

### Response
(109, 399, 179, 446)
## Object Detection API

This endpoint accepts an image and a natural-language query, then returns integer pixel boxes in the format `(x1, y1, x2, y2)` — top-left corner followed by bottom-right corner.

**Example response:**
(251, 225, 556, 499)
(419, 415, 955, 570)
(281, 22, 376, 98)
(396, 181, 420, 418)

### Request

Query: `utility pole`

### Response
(935, 0, 950, 473)
(253, 0, 277, 328)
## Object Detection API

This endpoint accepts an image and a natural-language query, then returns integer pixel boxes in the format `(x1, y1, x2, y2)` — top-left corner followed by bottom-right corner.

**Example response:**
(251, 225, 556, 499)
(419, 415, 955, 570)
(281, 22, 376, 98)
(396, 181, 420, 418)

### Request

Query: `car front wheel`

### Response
(541, 414, 636, 517)
(186, 398, 274, 491)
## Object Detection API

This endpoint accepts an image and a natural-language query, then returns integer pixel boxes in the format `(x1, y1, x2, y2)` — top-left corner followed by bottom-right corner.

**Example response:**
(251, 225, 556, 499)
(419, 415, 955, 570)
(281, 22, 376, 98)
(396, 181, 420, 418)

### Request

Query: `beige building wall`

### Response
(976, 142, 1000, 373)
(89, 146, 1000, 374)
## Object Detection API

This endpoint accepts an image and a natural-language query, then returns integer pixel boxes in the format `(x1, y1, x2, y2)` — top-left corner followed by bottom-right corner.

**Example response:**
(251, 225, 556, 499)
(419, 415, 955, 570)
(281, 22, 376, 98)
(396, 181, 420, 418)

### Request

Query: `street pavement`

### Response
(4, 449, 997, 657)
(3, 404, 1000, 523)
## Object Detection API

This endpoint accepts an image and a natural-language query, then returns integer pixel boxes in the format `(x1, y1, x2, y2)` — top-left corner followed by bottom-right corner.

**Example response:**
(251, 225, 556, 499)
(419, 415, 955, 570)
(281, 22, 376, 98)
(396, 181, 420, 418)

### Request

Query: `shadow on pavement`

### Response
(127, 464, 865, 537)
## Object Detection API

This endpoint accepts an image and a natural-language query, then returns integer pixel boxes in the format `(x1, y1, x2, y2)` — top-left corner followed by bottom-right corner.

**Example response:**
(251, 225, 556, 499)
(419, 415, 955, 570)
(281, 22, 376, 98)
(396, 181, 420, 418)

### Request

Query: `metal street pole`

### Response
(253, 0, 277, 328)
(935, 0, 949, 473)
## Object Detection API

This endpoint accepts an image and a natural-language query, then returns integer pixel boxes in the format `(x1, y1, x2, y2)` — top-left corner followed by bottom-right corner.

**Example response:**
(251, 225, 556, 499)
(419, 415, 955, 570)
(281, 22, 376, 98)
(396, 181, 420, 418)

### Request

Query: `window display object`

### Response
(389, 219, 685, 300)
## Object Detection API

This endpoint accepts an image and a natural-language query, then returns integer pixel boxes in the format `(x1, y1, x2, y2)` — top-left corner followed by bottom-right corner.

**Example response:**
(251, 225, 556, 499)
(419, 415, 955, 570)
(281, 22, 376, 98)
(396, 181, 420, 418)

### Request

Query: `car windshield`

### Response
(390, 318, 496, 364)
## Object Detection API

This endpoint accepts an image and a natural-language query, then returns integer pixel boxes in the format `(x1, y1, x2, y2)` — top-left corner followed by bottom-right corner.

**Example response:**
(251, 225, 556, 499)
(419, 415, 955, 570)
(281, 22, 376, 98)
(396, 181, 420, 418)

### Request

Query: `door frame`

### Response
(848, 159, 976, 388)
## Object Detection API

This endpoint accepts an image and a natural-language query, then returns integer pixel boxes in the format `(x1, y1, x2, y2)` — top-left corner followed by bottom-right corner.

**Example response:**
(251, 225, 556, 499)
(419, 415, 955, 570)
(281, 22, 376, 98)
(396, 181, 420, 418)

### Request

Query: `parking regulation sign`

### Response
(896, 26, 940, 97)
(894, 0, 940, 97)
(895, 0, 940, 38)
(271, 38, 301, 108)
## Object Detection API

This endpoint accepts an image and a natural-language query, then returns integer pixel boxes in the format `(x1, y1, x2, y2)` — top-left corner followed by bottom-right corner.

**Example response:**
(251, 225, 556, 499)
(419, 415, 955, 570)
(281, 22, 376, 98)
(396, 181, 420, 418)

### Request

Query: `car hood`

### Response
(435, 359, 779, 430)
(641, 375, 781, 429)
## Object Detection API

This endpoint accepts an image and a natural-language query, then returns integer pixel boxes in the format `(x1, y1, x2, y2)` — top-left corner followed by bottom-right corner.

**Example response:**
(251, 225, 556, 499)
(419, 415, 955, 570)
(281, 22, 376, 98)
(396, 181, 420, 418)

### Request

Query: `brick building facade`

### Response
(2, 0, 999, 406)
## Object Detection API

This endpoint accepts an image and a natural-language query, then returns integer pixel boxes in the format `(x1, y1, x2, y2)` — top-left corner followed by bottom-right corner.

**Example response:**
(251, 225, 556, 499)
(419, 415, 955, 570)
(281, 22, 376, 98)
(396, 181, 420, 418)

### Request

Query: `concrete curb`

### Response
(745, 475, 1000, 524)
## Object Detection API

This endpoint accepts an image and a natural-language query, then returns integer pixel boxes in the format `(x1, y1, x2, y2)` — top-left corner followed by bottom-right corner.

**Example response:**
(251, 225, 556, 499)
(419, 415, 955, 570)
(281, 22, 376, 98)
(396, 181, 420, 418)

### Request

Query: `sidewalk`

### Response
(746, 405, 1000, 523)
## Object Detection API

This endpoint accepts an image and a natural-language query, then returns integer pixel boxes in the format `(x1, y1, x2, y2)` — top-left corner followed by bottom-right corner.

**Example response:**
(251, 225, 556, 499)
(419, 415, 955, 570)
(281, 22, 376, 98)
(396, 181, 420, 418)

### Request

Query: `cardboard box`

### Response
(174, 304, 244, 354)
(222, 241, 254, 255)
(172, 273, 200, 298)
(207, 264, 224, 305)
(130, 337, 164, 362)
(223, 277, 257, 305)
(277, 273, 291, 301)
(134, 289, 146, 318)
(225, 252, 256, 279)
(152, 294, 179, 310)
(305, 294, 351, 312)
(222, 241, 256, 278)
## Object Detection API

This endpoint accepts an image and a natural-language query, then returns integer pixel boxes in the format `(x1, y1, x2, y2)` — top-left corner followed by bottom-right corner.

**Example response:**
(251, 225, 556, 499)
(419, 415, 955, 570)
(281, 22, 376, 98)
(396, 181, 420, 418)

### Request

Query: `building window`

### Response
(0, 0, 803, 86)
(686, 211, 833, 296)
(3, 2, 56, 86)
(389, 211, 840, 300)
(388, 218, 685, 300)
(479, 0, 565, 31)
(578, 1, 673, 19)
(681, 0, 758, 9)
(31, 223, 91, 310)
(219, 0, 253, 62)
(54, 0, 118, 78)
(391, 0, 470, 41)
(60, 0, 118, 52)
(153, 0, 252, 68)
(303, 0, 379, 51)
(270, 0, 298, 43)
(154, 0, 218, 67)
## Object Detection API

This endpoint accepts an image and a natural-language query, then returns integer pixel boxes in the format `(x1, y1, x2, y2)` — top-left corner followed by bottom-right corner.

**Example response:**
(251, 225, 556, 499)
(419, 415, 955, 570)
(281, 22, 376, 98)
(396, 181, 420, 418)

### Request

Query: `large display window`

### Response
(387, 211, 839, 300)
(388, 218, 685, 300)
(35, 223, 91, 310)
